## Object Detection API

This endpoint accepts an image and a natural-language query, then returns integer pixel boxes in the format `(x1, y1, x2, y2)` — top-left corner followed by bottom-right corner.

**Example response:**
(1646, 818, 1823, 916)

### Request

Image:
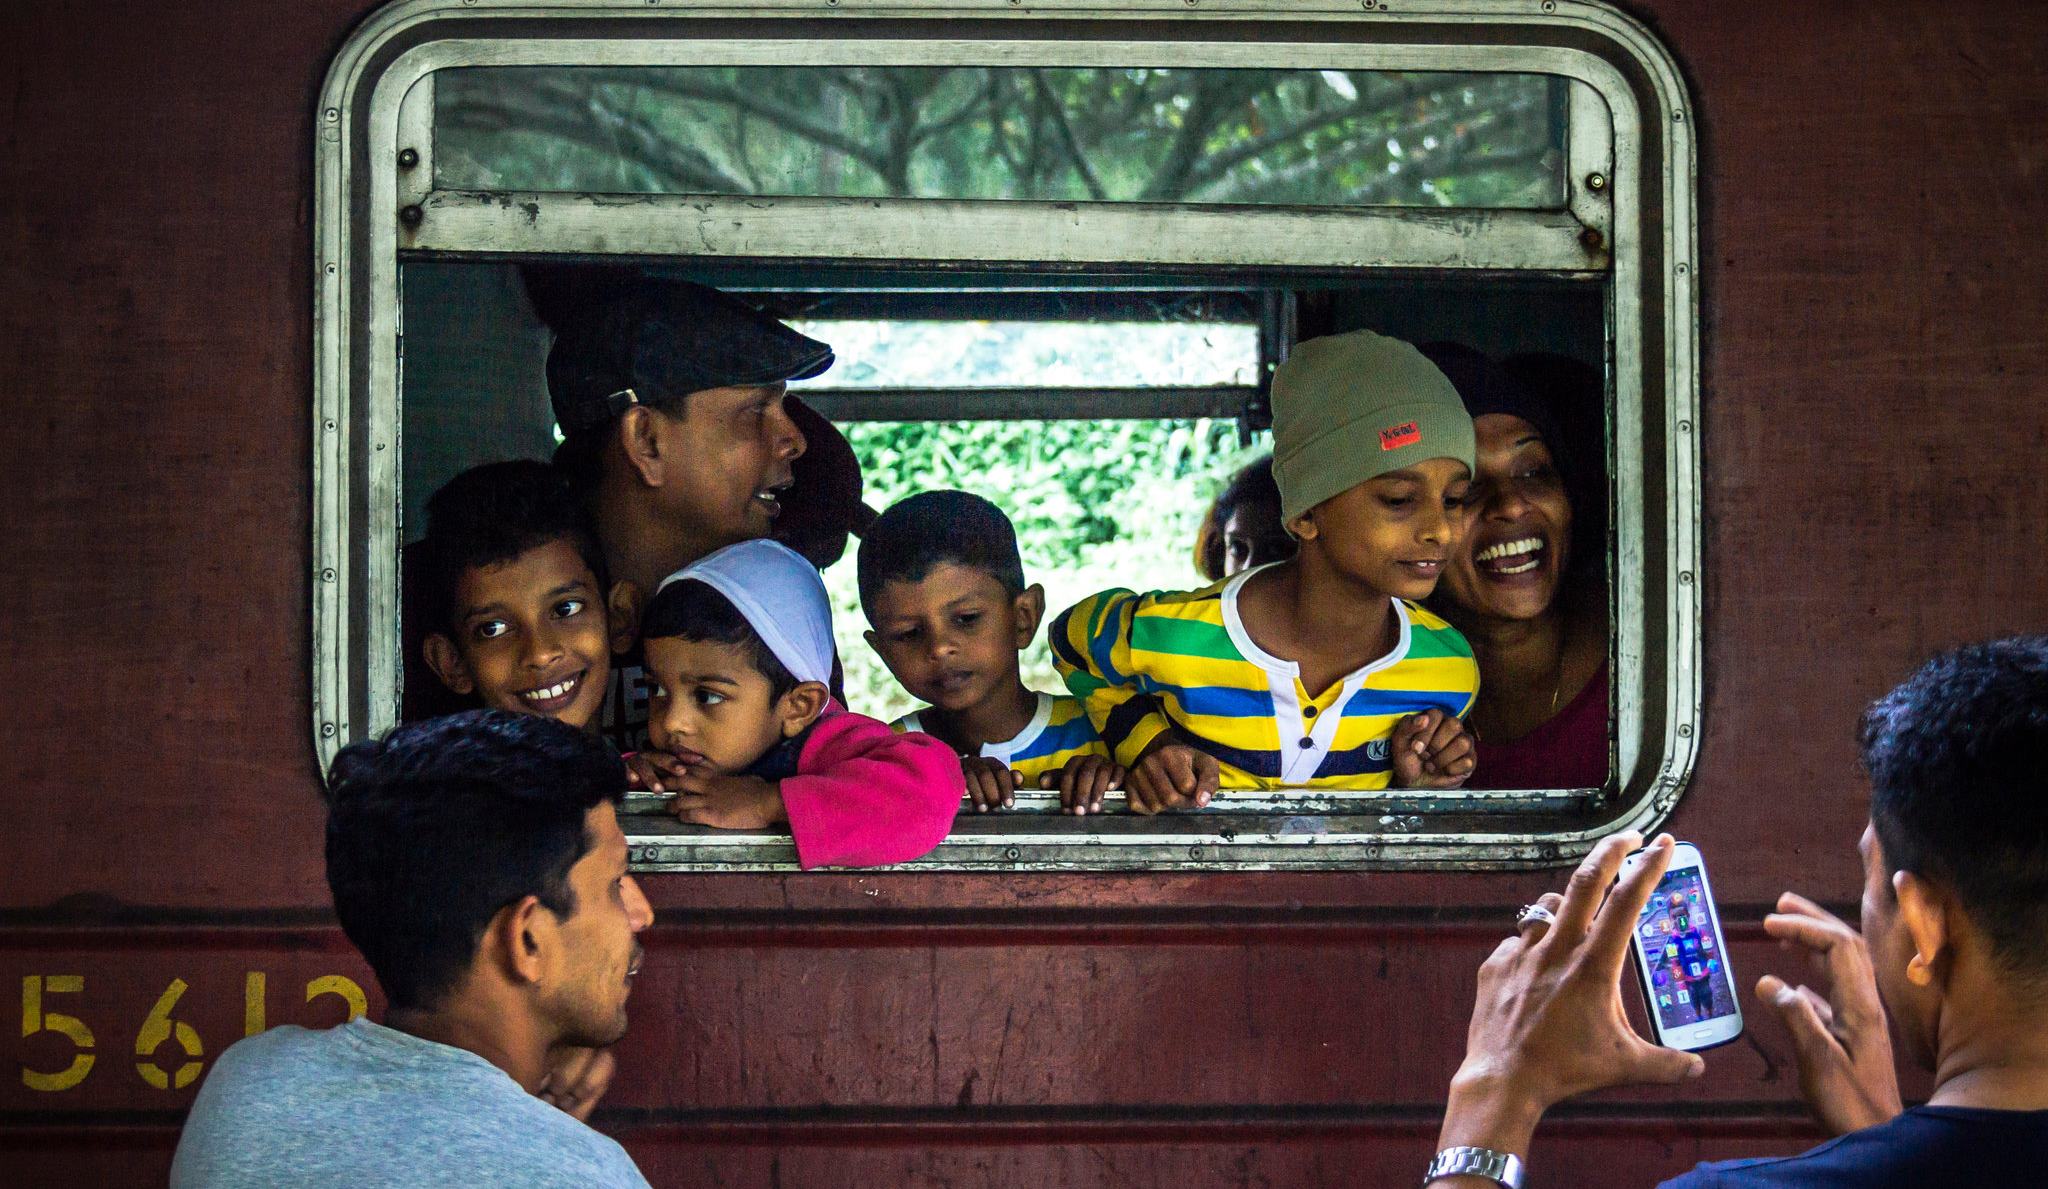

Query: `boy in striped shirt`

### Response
(859, 491, 1124, 815)
(1052, 330, 1481, 811)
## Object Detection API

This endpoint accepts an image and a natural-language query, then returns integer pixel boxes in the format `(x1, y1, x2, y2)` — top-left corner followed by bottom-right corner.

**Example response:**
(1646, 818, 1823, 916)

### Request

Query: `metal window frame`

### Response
(315, 0, 1700, 872)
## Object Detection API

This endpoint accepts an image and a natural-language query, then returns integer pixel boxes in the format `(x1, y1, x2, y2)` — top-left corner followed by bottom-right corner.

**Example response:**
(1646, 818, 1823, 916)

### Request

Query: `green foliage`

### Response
(822, 418, 1261, 722)
(437, 65, 1562, 209)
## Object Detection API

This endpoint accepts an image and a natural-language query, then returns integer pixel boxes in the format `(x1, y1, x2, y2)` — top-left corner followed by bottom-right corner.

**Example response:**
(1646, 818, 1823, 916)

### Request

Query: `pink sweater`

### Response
(780, 706, 963, 869)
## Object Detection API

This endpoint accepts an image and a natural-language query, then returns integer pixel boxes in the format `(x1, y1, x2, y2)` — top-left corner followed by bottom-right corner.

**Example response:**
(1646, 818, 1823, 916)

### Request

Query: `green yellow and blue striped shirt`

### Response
(1049, 567, 1480, 790)
(891, 691, 1111, 787)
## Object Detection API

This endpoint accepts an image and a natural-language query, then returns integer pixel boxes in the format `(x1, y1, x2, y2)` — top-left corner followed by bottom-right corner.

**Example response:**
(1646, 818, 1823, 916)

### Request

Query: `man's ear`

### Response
(488, 895, 553, 988)
(1894, 870, 1952, 988)
(1287, 509, 1318, 541)
(617, 406, 666, 488)
(776, 680, 831, 738)
(423, 633, 475, 695)
(1012, 583, 1046, 648)
(606, 581, 643, 654)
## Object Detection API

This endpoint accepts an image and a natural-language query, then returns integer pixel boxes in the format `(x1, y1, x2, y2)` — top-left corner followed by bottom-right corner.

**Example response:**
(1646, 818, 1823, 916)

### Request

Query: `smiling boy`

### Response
(858, 491, 1123, 815)
(1051, 330, 1483, 811)
(418, 461, 637, 732)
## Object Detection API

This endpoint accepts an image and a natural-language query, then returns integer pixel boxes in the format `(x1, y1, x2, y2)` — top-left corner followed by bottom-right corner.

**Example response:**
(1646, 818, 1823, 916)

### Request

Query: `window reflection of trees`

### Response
(436, 66, 1562, 208)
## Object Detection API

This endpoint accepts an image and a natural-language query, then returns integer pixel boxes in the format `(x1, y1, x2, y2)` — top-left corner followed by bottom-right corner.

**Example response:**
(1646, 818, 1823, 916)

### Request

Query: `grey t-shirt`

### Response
(170, 1018, 649, 1188)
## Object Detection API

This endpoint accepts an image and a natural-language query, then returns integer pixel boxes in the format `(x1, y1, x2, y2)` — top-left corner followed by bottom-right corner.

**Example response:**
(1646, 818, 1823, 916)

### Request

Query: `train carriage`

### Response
(3, 0, 2044, 1184)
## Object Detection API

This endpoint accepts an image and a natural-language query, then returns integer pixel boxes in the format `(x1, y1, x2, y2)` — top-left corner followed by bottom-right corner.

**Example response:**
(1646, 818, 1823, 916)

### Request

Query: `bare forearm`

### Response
(1430, 1073, 1544, 1184)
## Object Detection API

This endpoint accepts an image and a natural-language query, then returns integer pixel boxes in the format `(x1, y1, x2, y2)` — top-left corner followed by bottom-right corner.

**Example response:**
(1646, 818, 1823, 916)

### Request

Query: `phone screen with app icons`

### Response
(1635, 864, 1736, 1030)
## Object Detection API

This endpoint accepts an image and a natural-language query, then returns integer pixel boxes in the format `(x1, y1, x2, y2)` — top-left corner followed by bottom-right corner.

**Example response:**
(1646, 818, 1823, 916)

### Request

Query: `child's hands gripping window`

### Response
(1390, 708, 1477, 789)
(963, 756, 1021, 813)
(1125, 738, 1222, 815)
(1043, 754, 1125, 817)
(668, 769, 789, 829)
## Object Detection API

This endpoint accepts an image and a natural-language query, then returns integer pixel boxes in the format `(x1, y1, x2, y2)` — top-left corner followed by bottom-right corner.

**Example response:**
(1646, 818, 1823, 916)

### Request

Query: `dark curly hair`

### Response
(324, 711, 626, 1010)
(1194, 455, 1292, 583)
(1862, 635, 2048, 981)
(856, 490, 1027, 617)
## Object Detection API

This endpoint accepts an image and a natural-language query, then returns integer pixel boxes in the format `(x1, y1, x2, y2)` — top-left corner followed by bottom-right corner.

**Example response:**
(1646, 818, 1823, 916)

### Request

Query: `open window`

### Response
(318, 0, 1700, 870)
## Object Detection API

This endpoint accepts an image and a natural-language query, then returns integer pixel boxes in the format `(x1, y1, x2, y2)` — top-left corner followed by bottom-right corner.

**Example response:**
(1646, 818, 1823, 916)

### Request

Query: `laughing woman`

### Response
(1424, 346, 1609, 790)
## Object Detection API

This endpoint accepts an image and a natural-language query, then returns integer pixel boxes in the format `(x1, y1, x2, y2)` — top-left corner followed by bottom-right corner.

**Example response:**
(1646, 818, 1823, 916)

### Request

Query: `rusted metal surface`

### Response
(3, 0, 2047, 1184)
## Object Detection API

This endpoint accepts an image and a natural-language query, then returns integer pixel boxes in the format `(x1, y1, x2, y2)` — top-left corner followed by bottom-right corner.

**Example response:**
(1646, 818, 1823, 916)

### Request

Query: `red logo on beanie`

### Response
(1379, 421, 1421, 451)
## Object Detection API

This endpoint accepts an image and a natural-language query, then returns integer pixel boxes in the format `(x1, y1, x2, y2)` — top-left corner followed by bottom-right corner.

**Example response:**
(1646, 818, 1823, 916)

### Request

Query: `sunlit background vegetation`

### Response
(791, 319, 1264, 721)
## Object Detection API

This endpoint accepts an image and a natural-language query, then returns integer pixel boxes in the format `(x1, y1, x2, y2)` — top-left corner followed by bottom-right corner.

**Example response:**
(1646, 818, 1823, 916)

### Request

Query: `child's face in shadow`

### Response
(644, 636, 809, 774)
(1222, 503, 1295, 577)
(864, 564, 1044, 714)
(1291, 458, 1474, 602)
(423, 540, 620, 730)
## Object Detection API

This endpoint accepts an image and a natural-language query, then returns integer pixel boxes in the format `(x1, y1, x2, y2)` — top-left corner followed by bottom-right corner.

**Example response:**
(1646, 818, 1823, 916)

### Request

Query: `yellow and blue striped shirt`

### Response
(1050, 567, 1479, 790)
(892, 692, 1111, 787)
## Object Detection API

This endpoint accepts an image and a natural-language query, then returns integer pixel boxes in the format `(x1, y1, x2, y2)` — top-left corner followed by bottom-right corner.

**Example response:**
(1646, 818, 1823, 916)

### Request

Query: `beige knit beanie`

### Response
(1270, 330, 1477, 525)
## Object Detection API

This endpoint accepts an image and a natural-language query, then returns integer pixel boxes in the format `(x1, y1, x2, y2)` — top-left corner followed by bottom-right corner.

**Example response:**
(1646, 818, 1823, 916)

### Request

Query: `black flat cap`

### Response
(546, 280, 834, 436)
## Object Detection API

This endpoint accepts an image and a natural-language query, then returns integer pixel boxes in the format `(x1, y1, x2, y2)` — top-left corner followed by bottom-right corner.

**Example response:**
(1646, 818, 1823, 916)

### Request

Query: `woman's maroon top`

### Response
(1468, 661, 1610, 790)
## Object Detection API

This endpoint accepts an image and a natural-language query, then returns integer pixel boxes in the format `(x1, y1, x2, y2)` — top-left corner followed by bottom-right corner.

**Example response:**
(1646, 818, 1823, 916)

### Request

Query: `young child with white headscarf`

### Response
(631, 539, 962, 868)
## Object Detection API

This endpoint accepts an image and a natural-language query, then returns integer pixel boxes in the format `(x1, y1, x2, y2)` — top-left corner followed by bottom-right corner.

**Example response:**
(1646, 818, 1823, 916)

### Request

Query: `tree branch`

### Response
(1138, 73, 1272, 201)
(586, 70, 890, 179)
(1189, 88, 1550, 205)
(438, 79, 756, 193)
(1177, 77, 1435, 193)
(1028, 69, 1106, 200)
(907, 69, 990, 144)
(1201, 140, 1552, 206)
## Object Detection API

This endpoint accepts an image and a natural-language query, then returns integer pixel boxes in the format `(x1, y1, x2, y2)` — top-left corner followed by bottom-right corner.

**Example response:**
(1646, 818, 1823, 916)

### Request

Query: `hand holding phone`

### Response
(1437, 832, 1705, 1166)
(1624, 841, 1744, 1051)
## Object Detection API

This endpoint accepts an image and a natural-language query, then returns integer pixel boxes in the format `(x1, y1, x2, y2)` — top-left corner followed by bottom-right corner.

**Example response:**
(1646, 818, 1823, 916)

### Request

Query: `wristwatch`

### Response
(1423, 1146, 1525, 1188)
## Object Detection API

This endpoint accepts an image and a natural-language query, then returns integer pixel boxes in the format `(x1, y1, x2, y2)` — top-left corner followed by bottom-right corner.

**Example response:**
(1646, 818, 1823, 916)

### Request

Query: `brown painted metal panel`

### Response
(0, 0, 346, 913)
(2, 1120, 1832, 1188)
(0, 922, 1931, 1171)
(2, 0, 2046, 1184)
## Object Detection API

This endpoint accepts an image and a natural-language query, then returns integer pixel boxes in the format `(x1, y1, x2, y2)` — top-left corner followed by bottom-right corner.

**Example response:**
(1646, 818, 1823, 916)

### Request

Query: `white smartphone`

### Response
(1623, 841, 1744, 1051)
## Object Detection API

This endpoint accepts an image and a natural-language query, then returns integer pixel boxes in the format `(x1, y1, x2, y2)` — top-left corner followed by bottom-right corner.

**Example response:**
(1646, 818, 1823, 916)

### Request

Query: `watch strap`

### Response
(1424, 1146, 1525, 1188)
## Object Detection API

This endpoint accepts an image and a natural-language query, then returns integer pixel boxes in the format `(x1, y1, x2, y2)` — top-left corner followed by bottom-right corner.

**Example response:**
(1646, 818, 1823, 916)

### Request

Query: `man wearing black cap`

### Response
(548, 280, 837, 600)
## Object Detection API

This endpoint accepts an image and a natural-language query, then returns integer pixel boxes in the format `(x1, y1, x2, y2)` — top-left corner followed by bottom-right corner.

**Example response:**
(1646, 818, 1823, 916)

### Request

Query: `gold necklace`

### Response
(1548, 617, 1572, 715)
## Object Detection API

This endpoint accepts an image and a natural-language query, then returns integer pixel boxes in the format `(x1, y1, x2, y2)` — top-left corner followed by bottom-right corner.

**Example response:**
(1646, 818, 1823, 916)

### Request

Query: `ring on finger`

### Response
(1515, 903, 1557, 930)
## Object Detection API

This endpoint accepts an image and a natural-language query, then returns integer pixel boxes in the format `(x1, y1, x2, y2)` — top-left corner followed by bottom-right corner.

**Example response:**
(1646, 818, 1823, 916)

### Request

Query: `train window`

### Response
(318, 0, 1699, 871)
(433, 66, 1566, 209)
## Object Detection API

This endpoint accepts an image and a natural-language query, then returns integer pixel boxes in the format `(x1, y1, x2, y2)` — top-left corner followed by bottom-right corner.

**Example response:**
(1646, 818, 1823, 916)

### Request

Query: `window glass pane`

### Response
(435, 66, 1565, 208)
(787, 319, 1259, 389)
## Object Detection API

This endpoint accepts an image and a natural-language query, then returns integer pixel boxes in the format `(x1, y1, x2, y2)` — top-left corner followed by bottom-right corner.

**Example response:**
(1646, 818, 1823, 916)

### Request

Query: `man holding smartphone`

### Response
(1425, 636, 2048, 1187)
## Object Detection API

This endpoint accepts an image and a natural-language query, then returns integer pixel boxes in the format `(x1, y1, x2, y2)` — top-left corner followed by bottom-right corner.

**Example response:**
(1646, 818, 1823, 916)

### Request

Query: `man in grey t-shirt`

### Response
(171, 712, 654, 1187)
